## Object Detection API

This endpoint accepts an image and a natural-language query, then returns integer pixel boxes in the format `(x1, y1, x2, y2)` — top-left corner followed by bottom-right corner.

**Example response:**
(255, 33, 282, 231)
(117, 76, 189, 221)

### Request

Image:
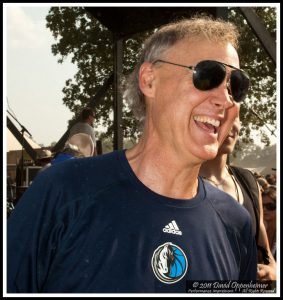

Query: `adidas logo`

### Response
(162, 220, 182, 235)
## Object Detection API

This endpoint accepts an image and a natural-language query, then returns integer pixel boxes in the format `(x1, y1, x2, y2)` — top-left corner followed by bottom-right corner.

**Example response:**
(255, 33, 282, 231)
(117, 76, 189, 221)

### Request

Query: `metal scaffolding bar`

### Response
(239, 7, 276, 64)
(113, 36, 123, 150)
(7, 116, 38, 161)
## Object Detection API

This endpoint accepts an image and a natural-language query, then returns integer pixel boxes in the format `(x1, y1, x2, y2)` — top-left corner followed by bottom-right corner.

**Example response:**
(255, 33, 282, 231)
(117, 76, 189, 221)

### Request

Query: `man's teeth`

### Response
(193, 116, 220, 127)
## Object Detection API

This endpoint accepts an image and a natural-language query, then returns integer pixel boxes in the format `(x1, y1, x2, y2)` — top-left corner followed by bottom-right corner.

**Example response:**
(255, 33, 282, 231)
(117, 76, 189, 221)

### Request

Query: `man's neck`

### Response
(199, 153, 228, 181)
(125, 137, 200, 200)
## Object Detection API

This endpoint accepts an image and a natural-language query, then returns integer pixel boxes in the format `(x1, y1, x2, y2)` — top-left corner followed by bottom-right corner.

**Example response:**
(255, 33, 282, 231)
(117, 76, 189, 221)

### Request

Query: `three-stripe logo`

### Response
(162, 220, 182, 235)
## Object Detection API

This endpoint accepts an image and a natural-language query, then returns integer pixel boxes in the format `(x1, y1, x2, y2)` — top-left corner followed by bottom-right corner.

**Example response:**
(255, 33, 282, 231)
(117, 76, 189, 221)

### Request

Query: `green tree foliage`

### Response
(46, 7, 113, 132)
(229, 7, 276, 147)
(46, 7, 147, 146)
(46, 7, 277, 147)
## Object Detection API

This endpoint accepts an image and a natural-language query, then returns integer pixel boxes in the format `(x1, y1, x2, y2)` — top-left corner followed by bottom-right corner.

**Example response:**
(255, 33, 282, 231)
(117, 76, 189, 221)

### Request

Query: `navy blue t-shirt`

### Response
(7, 150, 257, 293)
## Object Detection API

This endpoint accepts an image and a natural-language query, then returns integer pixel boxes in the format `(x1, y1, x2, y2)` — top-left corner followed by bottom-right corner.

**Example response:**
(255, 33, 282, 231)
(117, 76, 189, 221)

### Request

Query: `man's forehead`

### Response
(165, 38, 239, 65)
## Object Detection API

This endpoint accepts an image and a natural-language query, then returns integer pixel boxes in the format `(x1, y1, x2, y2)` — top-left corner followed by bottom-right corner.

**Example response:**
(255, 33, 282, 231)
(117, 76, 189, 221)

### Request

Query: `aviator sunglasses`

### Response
(263, 202, 276, 211)
(153, 59, 250, 103)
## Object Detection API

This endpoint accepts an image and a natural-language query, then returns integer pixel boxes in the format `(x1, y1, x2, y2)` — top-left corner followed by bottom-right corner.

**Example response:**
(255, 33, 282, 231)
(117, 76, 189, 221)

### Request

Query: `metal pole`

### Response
(113, 35, 123, 150)
(238, 7, 276, 65)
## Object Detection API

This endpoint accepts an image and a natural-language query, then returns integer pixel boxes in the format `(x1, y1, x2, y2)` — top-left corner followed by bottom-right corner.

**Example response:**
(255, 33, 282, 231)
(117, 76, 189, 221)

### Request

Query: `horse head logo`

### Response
(151, 242, 188, 284)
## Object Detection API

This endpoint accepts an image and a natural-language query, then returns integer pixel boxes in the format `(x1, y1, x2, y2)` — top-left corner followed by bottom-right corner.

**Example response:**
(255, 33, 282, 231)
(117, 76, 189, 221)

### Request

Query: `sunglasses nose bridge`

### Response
(221, 70, 237, 108)
(212, 77, 234, 109)
(225, 79, 234, 101)
(207, 62, 234, 108)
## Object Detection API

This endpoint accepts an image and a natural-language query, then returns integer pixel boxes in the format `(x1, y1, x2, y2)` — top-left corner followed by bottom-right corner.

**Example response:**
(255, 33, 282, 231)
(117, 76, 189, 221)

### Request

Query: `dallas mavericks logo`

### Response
(151, 242, 188, 284)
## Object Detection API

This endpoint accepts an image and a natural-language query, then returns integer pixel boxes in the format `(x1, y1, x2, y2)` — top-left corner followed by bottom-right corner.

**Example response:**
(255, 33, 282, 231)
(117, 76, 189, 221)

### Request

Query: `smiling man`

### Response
(7, 17, 256, 293)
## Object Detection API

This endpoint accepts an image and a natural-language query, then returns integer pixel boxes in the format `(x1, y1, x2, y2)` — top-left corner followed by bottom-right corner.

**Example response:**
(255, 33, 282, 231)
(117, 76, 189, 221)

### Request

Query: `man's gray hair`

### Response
(123, 16, 239, 125)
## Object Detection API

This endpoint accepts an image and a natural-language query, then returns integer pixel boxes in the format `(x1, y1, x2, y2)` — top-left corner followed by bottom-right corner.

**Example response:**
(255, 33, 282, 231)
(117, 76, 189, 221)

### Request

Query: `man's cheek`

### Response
(218, 104, 240, 146)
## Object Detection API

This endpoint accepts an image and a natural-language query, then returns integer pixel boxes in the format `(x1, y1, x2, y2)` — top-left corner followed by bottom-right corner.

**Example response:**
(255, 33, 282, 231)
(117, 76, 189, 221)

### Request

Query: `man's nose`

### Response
(210, 80, 234, 109)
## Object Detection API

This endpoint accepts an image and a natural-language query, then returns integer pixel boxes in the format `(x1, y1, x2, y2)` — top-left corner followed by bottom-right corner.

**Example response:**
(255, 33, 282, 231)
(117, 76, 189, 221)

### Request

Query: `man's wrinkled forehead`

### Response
(163, 38, 240, 67)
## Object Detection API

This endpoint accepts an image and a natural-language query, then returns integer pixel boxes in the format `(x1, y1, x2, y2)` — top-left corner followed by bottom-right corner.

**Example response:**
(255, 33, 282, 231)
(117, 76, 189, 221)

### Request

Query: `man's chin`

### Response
(197, 145, 219, 162)
(218, 144, 233, 155)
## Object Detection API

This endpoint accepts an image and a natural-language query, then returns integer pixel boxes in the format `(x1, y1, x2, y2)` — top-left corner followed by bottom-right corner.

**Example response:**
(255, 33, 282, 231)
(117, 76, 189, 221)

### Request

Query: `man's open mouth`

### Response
(193, 115, 220, 134)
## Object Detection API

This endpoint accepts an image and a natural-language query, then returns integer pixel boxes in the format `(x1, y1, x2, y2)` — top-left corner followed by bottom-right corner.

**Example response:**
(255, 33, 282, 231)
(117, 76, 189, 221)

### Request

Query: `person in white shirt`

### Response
(68, 107, 97, 156)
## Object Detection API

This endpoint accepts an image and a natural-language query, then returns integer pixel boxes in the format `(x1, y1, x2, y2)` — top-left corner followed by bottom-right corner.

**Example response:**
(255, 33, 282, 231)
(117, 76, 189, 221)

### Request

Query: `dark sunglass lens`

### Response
(193, 60, 226, 91)
(264, 202, 276, 211)
(230, 70, 250, 102)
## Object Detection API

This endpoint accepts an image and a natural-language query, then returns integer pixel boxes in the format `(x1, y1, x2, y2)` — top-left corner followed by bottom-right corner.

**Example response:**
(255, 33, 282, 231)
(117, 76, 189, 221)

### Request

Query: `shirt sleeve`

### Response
(69, 123, 96, 145)
(7, 168, 82, 292)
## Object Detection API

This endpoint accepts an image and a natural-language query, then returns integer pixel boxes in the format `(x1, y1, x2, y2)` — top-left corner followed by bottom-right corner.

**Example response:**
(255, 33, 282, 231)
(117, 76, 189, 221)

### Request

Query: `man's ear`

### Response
(139, 62, 155, 98)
